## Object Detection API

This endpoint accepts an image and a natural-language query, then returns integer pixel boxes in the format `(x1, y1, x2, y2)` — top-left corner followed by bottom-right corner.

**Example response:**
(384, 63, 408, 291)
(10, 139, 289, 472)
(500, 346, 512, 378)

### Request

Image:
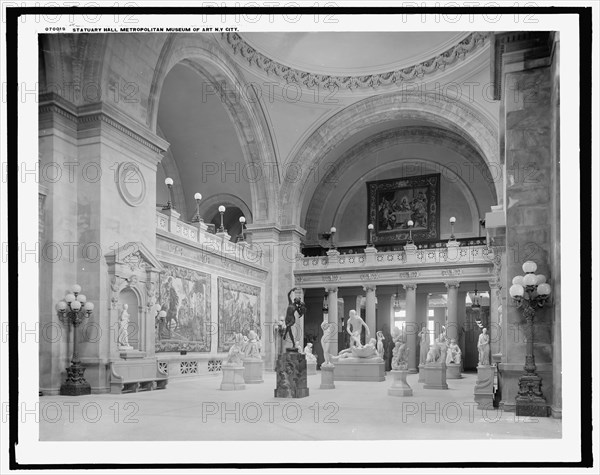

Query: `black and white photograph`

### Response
(1, 2, 596, 473)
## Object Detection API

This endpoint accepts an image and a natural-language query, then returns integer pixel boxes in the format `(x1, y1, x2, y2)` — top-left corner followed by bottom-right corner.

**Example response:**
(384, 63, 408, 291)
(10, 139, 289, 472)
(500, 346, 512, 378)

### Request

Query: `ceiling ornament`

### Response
(222, 32, 490, 91)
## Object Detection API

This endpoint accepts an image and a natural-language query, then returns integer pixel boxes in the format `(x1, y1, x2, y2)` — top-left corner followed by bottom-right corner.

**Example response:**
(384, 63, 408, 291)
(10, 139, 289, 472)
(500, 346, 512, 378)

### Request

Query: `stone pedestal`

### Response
(274, 350, 309, 398)
(243, 359, 264, 384)
(421, 364, 448, 389)
(307, 361, 317, 375)
(320, 364, 335, 389)
(516, 373, 550, 417)
(474, 365, 494, 409)
(332, 358, 385, 382)
(388, 369, 413, 397)
(220, 365, 245, 391)
(446, 364, 462, 379)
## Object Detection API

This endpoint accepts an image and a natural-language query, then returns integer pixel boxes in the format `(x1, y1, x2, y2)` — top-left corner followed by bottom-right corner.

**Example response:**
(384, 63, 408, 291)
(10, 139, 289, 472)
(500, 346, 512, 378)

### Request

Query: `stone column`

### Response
(245, 225, 281, 371)
(489, 282, 502, 357)
(363, 284, 377, 339)
(445, 281, 460, 341)
(403, 283, 418, 373)
(325, 286, 339, 356)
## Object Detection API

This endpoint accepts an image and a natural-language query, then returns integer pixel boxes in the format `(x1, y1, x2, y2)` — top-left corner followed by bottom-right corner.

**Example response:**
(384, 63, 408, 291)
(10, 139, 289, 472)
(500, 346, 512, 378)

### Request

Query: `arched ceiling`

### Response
(157, 62, 252, 222)
(241, 32, 469, 75)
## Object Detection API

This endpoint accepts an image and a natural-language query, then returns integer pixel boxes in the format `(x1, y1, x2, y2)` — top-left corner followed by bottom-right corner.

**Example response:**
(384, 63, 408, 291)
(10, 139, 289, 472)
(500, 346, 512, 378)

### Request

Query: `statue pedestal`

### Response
(220, 365, 245, 391)
(418, 364, 425, 383)
(421, 364, 448, 389)
(243, 359, 264, 384)
(388, 369, 413, 397)
(307, 361, 317, 375)
(274, 350, 309, 398)
(446, 363, 462, 379)
(332, 358, 385, 382)
(320, 364, 335, 389)
(474, 365, 494, 409)
(515, 372, 550, 417)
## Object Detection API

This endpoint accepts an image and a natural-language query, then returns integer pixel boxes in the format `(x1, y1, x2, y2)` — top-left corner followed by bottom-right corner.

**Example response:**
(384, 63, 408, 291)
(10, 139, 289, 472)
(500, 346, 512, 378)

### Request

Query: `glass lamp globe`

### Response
(65, 293, 76, 303)
(70, 300, 82, 311)
(218, 205, 226, 213)
(71, 284, 82, 294)
(522, 273, 538, 287)
(239, 216, 246, 224)
(158, 310, 167, 318)
(509, 284, 524, 298)
(77, 294, 87, 303)
(522, 261, 537, 274)
(84, 302, 94, 312)
(537, 283, 551, 296)
(449, 217, 456, 224)
(194, 192, 202, 200)
(407, 220, 414, 227)
(330, 227, 336, 233)
(368, 223, 374, 230)
(512, 275, 524, 286)
(165, 177, 174, 186)
(536, 274, 547, 285)
(56, 301, 67, 312)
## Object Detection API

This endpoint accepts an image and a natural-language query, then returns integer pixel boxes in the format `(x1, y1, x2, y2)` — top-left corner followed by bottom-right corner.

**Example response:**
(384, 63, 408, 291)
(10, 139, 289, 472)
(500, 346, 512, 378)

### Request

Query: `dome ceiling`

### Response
(240, 31, 470, 75)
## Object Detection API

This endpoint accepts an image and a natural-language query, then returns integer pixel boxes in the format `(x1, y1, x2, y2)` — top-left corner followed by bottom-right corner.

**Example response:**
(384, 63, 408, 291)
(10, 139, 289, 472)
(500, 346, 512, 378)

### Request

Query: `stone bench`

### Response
(110, 359, 168, 394)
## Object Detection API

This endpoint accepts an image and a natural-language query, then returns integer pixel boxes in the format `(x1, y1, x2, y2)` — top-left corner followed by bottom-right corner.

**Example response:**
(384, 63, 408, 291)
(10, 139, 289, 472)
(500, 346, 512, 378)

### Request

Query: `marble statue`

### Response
(376, 331, 385, 358)
(436, 326, 448, 346)
(304, 343, 317, 363)
(321, 321, 336, 367)
(118, 304, 132, 349)
(477, 328, 490, 366)
(446, 338, 462, 365)
(418, 326, 429, 365)
(425, 344, 441, 364)
(346, 309, 370, 347)
(243, 330, 261, 360)
(224, 333, 244, 366)
(295, 342, 303, 353)
(282, 288, 306, 347)
(391, 339, 409, 370)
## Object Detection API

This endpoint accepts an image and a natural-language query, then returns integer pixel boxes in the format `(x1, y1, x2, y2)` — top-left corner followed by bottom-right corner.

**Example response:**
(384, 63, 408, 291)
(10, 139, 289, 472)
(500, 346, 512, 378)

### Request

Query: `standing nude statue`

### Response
(346, 309, 370, 348)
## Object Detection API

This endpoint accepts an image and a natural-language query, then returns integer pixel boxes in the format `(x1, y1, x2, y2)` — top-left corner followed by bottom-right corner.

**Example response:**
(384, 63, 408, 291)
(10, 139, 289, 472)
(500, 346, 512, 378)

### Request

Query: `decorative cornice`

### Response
(223, 32, 490, 91)
(39, 93, 170, 156)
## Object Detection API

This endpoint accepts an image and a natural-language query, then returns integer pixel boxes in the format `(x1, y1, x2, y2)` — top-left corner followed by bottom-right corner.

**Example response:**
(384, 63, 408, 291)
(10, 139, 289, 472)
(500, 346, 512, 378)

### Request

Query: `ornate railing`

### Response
(155, 210, 263, 266)
(299, 245, 495, 271)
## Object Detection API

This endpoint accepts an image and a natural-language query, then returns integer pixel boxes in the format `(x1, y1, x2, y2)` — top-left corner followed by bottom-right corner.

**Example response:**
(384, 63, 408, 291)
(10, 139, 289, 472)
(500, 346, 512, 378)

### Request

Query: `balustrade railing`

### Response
(155, 210, 263, 266)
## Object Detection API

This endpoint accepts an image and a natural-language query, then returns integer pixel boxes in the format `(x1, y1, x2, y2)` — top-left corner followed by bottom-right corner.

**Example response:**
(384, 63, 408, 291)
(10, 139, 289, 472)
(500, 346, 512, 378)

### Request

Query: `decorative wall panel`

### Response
(218, 277, 261, 353)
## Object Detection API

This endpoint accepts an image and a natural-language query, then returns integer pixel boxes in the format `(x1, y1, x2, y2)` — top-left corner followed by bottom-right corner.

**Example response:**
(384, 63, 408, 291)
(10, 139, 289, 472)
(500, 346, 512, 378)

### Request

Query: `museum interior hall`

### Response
(37, 30, 562, 443)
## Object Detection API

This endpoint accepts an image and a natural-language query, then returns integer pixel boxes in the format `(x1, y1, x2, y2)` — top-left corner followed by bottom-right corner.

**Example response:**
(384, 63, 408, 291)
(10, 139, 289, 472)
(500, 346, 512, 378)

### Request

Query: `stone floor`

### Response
(39, 371, 561, 441)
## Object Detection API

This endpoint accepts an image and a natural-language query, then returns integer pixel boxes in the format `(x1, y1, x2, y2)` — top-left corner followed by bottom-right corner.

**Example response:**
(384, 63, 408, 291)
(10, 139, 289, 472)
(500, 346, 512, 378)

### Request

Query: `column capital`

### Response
(362, 284, 376, 293)
(325, 286, 338, 294)
(402, 283, 417, 291)
(444, 281, 461, 289)
(488, 280, 502, 290)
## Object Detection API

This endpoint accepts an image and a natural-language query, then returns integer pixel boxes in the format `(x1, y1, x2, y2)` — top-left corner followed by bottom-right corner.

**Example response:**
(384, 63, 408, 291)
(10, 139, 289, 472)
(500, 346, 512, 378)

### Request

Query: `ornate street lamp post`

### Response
(406, 220, 414, 244)
(509, 260, 552, 417)
(329, 226, 336, 250)
(238, 216, 246, 242)
(218, 205, 226, 233)
(191, 192, 203, 222)
(367, 223, 374, 248)
(56, 284, 94, 396)
(162, 177, 174, 210)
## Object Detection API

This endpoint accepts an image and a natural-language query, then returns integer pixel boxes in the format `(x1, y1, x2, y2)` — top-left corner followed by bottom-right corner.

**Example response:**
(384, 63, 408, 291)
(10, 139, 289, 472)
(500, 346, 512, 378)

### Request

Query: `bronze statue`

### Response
(282, 288, 306, 347)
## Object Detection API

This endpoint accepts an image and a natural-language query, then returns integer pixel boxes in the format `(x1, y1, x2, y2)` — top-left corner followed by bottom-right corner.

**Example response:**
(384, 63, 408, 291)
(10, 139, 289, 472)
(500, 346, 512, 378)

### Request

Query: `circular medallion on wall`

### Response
(117, 162, 146, 207)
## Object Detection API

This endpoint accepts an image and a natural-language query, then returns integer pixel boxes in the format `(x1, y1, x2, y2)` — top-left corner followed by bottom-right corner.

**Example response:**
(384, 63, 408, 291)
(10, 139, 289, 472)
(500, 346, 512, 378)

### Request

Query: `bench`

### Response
(110, 360, 168, 394)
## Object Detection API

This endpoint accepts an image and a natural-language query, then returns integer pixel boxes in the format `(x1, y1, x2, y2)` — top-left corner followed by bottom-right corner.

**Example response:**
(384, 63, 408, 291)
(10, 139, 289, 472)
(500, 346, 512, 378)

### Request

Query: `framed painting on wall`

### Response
(367, 173, 441, 244)
(156, 263, 211, 353)
(218, 277, 261, 353)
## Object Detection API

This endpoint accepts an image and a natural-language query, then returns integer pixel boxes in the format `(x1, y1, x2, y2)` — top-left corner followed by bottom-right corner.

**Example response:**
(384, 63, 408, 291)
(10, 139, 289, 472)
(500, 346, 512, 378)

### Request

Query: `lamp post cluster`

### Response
(509, 260, 552, 417)
(161, 179, 248, 240)
(56, 284, 94, 396)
